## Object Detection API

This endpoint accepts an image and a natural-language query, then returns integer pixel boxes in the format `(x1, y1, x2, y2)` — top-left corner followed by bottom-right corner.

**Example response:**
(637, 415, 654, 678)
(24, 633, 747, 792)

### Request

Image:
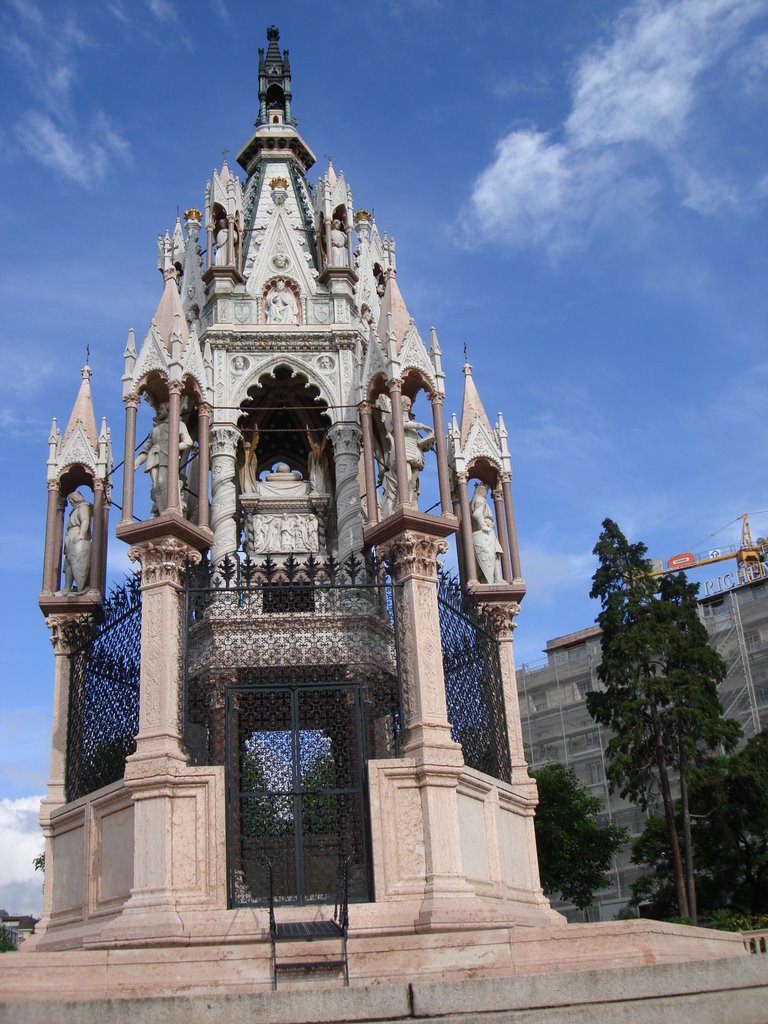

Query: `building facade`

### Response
(518, 574, 768, 921)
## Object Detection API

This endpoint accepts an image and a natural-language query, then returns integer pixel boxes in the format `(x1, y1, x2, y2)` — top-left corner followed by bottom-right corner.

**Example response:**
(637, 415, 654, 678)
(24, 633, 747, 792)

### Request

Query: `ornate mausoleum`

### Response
(31, 31, 750, 994)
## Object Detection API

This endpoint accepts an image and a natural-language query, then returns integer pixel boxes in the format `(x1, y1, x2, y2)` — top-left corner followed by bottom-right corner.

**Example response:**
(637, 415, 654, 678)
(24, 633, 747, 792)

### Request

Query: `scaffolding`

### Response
(517, 575, 768, 921)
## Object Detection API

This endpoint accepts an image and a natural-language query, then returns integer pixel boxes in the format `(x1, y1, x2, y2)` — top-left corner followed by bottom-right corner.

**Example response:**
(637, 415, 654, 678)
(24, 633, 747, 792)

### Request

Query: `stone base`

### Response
(3, 920, 757, 1008)
(116, 511, 213, 551)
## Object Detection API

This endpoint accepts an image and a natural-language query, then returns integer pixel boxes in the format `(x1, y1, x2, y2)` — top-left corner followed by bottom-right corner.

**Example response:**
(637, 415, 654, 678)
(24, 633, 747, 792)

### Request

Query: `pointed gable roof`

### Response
(63, 365, 99, 450)
(376, 274, 411, 354)
(153, 273, 190, 354)
(459, 361, 494, 446)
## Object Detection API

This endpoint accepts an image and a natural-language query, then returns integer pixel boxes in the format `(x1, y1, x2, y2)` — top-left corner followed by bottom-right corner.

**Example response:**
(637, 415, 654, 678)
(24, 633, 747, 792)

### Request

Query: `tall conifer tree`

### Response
(587, 519, 740, 920)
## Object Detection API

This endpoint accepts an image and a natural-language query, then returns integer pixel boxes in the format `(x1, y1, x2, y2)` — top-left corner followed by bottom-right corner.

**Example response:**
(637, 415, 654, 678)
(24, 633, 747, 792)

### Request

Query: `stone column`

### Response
(120, 398, 138, 526)
(359, 402, 379, 528)
(89, 479, 107, 593)
(456, 474, 477, 582)
(209, 425, 240, 565)
(165, 384, 183, 514)
(36, 611, 89, 936)
(128, 538, 198, 762)
(483, 602, 528, 784)
(385, 529, 473, 911)
(329, 422, 363, 560)
(430, 393, 453, 516)
(501, 472, 523, 581)
(493, 485, 513, 582)
(196, 403, 211, 531)
(387, 380, 410, 506)
(41, 482, 61, 593)
(226, 214, 235, 265)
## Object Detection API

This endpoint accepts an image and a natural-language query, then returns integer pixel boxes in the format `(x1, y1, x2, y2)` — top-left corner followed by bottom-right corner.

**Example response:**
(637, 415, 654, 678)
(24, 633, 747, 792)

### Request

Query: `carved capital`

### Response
(478, 601, 520, 638)
(328, 422, 362, 458)
(46, 612, 94, 653)
(384, 530, 449, 582)
(387, 378, 403, 393)
(500, 471, 512, 484)
(198, 402, 212, 419)
(124, 395, 140, 410)
(209, 425, 240, 460)
(129, 538, 201, 586)
(168, 380, 183, 395)
(429, 391, 445, 407)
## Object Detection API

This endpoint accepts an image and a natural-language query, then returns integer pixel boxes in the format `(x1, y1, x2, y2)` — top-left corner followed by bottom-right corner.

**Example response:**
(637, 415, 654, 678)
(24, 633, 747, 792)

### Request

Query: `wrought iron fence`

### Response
(183, 552, 404, 770)
(437, 571, 512, 783)
(65, 575, 142, 802)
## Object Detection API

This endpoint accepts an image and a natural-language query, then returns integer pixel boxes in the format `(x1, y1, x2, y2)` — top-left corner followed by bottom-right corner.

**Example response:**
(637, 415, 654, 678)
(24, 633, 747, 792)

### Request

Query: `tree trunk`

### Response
(678, 746, 697, 923)
(651, 706, 689, 918)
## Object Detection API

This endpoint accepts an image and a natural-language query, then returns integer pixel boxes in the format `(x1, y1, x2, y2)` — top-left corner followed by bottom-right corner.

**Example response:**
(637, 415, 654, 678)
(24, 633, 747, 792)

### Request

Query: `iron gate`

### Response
(226, 681, 369, 907)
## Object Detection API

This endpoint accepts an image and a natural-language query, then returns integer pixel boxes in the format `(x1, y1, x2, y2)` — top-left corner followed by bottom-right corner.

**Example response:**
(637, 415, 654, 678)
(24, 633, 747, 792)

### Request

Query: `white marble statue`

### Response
(265, 279, 299, 324)
(213, 218, 237, 267)
(135, 401, 194, 515)
(470, 483, 504, 585)
(58, 491, 93, 594)
(306, 428, 331, 494)
(330, 218, 347, 267)
(401, 395, 434, 507)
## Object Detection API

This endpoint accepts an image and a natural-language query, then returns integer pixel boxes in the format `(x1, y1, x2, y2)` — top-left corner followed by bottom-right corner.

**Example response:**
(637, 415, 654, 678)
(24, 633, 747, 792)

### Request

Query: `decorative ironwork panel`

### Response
(184, 553, 403, 908)
(437, 571, 512, 783)
(227, 684, 368, 907)
(183, 552, 403, 770)
(65, 576, 142, 802)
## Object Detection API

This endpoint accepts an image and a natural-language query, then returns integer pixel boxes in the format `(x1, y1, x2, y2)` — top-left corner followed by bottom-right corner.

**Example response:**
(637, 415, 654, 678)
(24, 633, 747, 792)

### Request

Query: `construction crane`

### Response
(648, 512, 768, 581)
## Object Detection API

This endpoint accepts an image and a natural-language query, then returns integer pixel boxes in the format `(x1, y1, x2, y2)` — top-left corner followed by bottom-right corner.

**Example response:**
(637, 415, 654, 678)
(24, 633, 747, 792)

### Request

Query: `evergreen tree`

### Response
(531, 762, 628, 911)
(587, 518, 740, 920)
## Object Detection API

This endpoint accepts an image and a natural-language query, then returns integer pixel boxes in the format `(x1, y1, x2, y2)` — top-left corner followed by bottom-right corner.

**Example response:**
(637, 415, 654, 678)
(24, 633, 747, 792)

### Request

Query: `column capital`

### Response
(384, 529, 449, 582)
(429, 391, 445, 407)
(124, 394, 140, 410)
(387, 377, 403, 393)
(328, 421, 362, 457)
(478, 601, 521, 639)
(167, 380, 183, 396)
(45, 611, 93, 653)
(209, 424, 240, 458)
(129, 537, 202, 586)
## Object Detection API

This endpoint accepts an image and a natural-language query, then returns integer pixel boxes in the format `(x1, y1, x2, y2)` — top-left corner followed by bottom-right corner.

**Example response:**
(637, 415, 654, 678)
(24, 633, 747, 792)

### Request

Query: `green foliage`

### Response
(0, 925, 17, 953)
(630, 814, 678, 917)
(631, 733, 768, 917)
(588, 518, 741, 918)
(709, 909, 768, 932)
(531, 761, 628, 910)
(687, 732, 768, 914)
(33, 853, 45, 874)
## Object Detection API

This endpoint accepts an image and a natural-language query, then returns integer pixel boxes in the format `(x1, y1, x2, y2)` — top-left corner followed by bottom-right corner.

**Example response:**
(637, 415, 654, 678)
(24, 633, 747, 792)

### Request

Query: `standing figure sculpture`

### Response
(401, 395, 434, 508)
(135, 401, 194, 515)
(330, 218, 347, 267)
(213, 218, 237, 267)
(265, 279, 299, 324)
(58, 491, 93, 594)
(470, 483, 504, 584)
(306, 427, 331, 494)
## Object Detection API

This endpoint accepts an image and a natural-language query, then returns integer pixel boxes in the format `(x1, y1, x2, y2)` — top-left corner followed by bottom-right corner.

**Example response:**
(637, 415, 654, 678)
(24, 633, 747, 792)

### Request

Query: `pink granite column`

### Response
(165, 385, 182, 514)
(360, 402, 379, 528)
(430, 393, 452, 516)
(121, 398, 138, 526)
(501, 472, 523, 581)
(493, 484, 513, 582)
(387, 380, 410, 506)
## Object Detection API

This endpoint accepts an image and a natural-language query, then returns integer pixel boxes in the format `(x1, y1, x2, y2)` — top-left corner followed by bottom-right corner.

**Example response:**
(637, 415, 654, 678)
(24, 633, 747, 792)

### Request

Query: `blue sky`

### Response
(0, 0, 766, 914)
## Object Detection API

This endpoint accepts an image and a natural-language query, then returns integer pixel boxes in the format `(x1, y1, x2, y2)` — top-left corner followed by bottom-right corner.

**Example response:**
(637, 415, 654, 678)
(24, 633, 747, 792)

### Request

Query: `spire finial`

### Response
(85, 344, 90, 366)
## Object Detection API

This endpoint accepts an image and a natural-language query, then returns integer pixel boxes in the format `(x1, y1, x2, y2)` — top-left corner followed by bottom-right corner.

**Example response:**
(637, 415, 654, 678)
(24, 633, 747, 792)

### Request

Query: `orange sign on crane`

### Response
(649, 513, 768, 581)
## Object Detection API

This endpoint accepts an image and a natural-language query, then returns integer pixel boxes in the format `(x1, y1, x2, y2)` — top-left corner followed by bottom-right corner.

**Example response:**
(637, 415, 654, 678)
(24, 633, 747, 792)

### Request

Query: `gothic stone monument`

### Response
(25, 26, 750, 996)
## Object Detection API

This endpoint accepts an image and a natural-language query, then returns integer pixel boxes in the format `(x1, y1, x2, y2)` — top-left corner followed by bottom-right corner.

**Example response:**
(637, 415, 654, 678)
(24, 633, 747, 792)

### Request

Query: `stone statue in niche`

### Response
(470, 482, 504, 585)
(57, 491, 92, 594)
(213, 218, 237, 267)
(401, 395, 434, 507)
(135, 401, 194, 515)
(179, 395, 199, 521)
(265, 279, 299, 324)
(306, 428, 331, 494)
(330, 218, 347, 267)
(239, 427, 259, 494)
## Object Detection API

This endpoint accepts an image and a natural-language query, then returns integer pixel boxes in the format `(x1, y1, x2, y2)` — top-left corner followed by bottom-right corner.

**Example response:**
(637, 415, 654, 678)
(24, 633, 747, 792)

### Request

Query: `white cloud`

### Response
(146, 0, 177, 22)
(468, 0, 768, 252)
(0, 797, 44, 917)
(15, 110, 131, 188)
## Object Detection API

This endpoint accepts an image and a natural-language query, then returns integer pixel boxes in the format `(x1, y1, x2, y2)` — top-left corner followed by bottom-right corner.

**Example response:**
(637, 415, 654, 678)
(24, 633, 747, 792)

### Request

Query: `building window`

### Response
(532, 693, 548, 712)
(585, 731, 599, 749)
(745, 629, 762, 652)
(588, 760, 603, 785)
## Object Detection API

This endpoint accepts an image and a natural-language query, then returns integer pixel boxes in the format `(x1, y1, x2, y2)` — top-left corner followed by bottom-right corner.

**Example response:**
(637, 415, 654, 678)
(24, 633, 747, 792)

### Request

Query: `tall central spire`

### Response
(257, 25, 295, 128)
(237, 26, 315, 178)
